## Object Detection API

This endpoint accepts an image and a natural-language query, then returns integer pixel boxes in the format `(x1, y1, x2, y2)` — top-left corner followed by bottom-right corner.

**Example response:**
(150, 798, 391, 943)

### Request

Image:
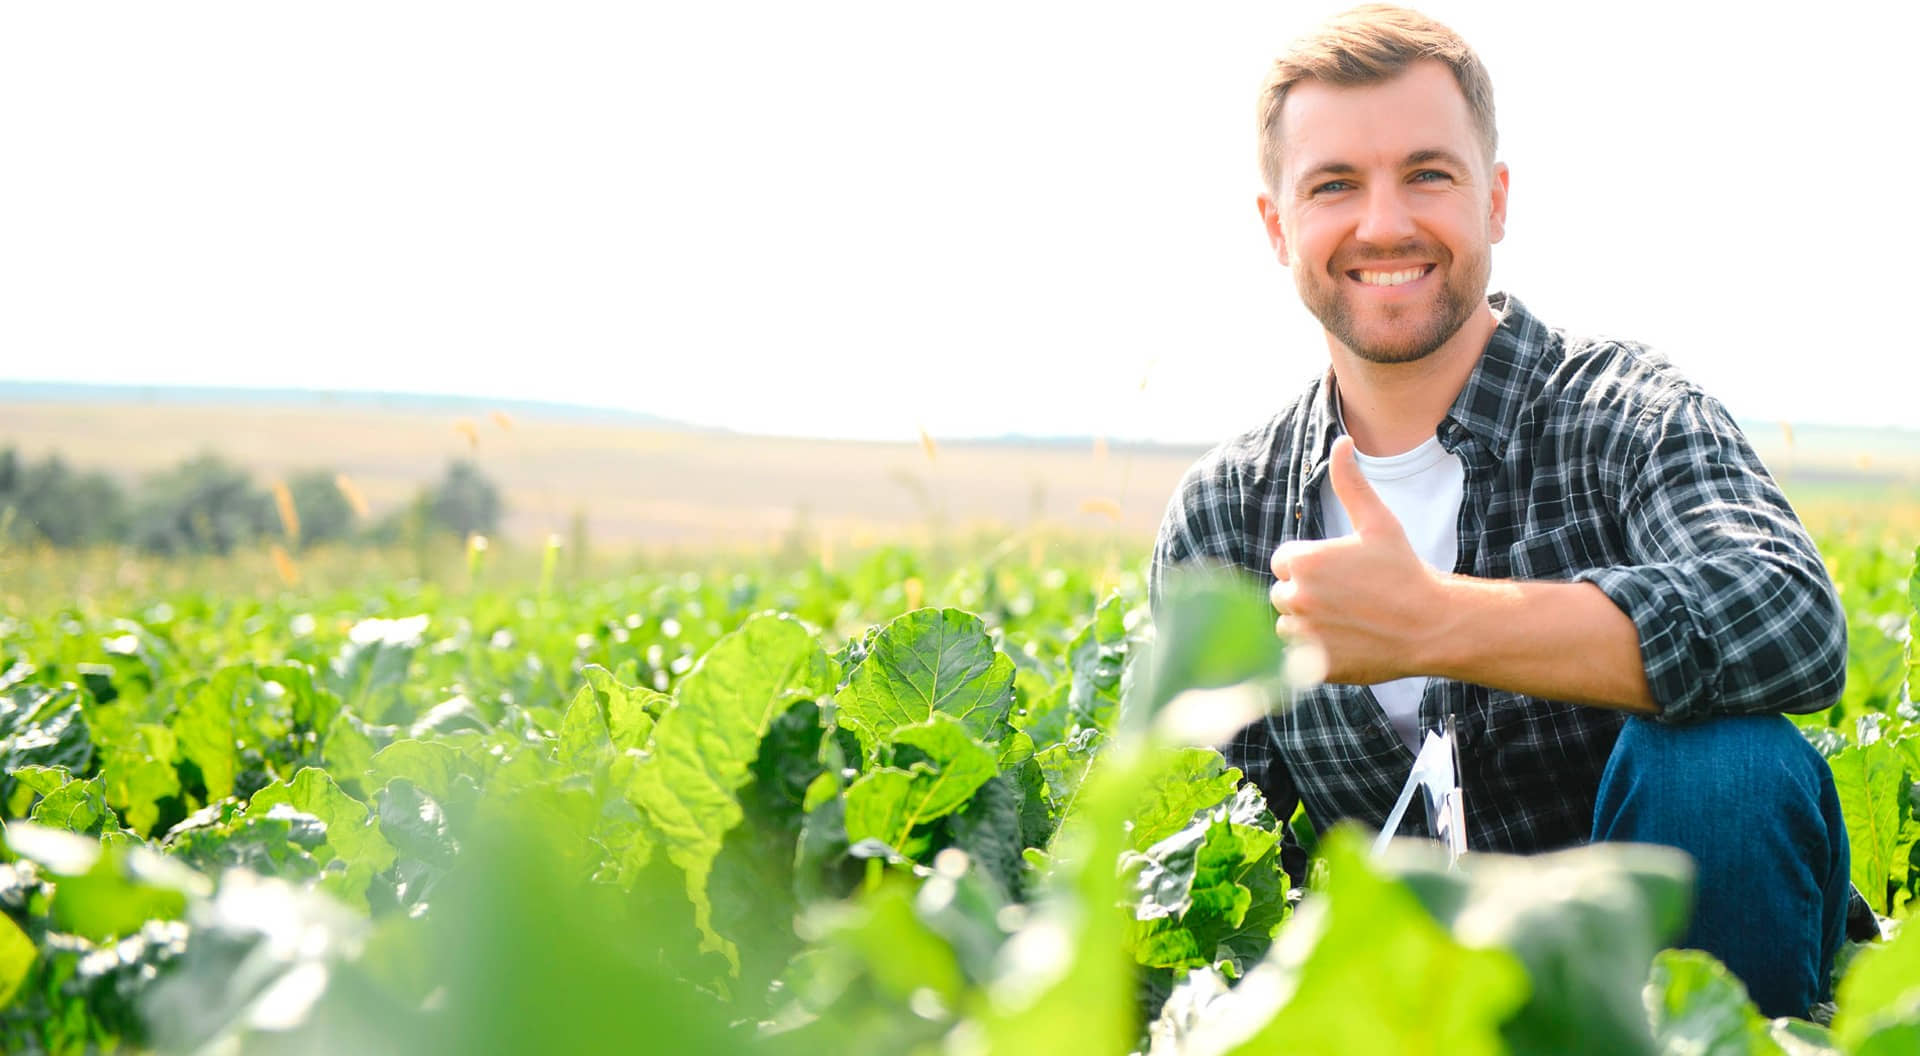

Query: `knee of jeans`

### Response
(1608, 714, 1828, 808)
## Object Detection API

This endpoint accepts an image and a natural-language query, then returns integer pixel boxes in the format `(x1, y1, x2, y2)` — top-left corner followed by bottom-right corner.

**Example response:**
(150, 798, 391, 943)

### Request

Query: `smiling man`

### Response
(1150, 4, 1852, 1018)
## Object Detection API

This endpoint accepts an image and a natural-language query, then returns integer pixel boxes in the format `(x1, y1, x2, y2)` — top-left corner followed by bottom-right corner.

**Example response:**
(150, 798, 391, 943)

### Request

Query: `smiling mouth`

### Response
(1347, 264, 1435, 287)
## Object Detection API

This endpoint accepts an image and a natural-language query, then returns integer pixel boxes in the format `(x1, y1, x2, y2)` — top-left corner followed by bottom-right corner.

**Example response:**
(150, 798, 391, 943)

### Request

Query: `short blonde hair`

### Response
(1257, 4, 1497, 193)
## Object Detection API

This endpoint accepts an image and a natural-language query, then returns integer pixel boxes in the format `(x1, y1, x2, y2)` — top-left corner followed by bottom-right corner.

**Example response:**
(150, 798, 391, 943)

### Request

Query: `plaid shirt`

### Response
(1150, 293, 1847, 854)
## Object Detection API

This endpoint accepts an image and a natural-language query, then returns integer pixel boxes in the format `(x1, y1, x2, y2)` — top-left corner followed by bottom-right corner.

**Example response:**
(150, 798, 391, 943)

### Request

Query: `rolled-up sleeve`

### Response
(1574, 393, 1846, 723)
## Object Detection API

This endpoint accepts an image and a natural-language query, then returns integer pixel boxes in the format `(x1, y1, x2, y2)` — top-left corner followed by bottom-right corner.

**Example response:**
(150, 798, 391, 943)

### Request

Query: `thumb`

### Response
(1328, 435, 1400, 538)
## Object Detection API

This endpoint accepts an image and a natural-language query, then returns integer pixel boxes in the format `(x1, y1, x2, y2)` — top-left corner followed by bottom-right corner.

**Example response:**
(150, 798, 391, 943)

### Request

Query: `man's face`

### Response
(1258, 60, 1509, 365)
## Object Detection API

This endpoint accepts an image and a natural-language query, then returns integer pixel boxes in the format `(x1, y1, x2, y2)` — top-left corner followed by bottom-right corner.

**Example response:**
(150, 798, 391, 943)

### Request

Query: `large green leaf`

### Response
(218, 787, 738, 1056)
(1063, 594, 1132, 733)
(1833, 918, 1920, 1054)
(175, 671, 246, 802)
(1645, 949, 1792, 1056)
(947, 773, 1028, 903)
(834, 608, 1016, 755)
(166, 803, 326, 881)
(0, 685, 94, 813)
(556, 684, 613, 771)
(98, 723, 180, 835)
(775, 880, 968, 1052)
(367, 739, 464, 802)
(260, 661, 343, 740)
(1017, 680, 1077, 752)
(50, 854, 195, 942)
(245, 767, 396, 909)
(15, 765, 120, 835)
(376, 779, 457, 914)
(322, 709, 380, 789)
(1386, 839, 1693, 1056)
(709, 698, 829, 1007)
(843, 717, 995, 853)
(794, 794, 863, 907)
(326, 615, 428, 723)
(1034, 736, 1100, 828)
(997, 732, 1055, 850)
(1133, 567, 1289, 729)
(976, 742, 1150, 1056)
(1212, 843, 1292, 976)
(581, 664, 664, 749)
(892, 712, 998, 776)
(843, 769, 930, 858)
(1128, 804, 1270, 924)
(625, 613, 833, 950)
(1125, 747, 1244, 852)
(4, 822, 209, 943)
(1125, 785, 1282, 972)
(829, 880, 970, 1003)
(0, 912, 32, 1008)
(1183, 814, 1275, 925)
(1831, 740, 1915, 914)
(1196, 832, 1529, 1056)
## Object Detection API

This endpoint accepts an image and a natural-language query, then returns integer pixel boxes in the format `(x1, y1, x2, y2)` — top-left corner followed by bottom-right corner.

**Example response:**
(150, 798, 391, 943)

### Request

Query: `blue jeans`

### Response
(1592, 714, 1850, 1018)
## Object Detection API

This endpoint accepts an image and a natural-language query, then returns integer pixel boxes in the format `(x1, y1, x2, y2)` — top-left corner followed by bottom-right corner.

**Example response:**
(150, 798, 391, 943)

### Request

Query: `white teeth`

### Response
(1356, 267, 1426, 287)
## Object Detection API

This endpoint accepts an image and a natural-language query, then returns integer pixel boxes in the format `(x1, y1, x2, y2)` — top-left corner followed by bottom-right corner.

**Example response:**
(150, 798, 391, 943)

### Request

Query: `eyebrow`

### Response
(1294, 149, 1475, 191)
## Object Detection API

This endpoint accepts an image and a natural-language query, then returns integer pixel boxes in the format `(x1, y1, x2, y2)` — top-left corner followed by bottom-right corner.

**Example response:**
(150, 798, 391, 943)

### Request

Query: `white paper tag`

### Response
(1372, 726, 1467, 864)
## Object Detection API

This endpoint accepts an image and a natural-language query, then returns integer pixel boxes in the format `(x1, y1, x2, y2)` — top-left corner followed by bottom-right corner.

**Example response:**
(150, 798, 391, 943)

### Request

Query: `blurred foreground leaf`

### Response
(1832, 919, 1920, 1055)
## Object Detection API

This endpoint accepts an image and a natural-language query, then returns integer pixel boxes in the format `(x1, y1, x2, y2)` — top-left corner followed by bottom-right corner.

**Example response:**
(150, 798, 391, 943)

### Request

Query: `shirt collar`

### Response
(1299, 291, 1553, 479)
(1441, 291, 1554, 462)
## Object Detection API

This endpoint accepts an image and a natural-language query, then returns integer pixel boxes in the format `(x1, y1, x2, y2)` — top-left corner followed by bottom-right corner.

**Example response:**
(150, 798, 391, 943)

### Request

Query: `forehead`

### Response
(1277, 59, 1482, 184)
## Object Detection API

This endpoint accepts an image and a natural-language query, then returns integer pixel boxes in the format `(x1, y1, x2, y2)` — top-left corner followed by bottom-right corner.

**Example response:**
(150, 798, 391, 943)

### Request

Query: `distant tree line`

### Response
(0, 448, 502, 554)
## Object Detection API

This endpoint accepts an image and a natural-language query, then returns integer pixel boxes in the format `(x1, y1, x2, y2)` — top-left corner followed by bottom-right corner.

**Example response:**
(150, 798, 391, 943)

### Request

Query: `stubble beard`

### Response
(1298, 246, 1489, 365)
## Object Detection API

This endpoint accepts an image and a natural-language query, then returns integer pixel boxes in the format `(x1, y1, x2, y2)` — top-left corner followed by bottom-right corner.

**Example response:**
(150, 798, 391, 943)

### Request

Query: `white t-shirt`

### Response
(1317, 431, 1465, 749)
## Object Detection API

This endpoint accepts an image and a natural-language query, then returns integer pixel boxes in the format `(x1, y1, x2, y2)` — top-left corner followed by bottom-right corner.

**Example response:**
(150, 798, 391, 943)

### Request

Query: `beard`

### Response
(1296, 241, 1490, 365)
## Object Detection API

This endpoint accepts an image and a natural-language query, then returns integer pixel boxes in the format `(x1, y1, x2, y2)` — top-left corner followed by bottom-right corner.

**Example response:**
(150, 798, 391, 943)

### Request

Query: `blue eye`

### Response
(1314, 180, 1352, 194)
(1412, 170, 1450, 183)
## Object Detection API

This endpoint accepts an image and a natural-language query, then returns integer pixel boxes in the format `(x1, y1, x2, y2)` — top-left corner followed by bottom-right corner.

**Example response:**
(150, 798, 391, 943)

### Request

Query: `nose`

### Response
(1354, 184, 1417, 246)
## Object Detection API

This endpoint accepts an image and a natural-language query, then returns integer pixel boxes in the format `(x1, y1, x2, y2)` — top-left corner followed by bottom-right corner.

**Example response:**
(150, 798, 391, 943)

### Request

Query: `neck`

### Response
(1329, 300, 1500, 456)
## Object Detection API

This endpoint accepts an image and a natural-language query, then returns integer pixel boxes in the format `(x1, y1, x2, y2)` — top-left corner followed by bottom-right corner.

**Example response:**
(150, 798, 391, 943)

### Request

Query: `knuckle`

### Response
(1289, 548, 1322, 577)
(1271, 542, 1301, 575)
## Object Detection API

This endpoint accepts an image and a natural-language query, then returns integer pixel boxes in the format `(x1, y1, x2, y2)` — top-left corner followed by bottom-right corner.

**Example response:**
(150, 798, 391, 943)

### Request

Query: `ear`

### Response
(1256, 192, 1291, 267)
(1487, 161, 1510, 244)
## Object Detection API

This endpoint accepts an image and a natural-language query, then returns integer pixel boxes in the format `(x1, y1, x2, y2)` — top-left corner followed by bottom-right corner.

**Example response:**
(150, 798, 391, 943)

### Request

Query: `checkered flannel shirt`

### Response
(1150, 292, 1847, 854)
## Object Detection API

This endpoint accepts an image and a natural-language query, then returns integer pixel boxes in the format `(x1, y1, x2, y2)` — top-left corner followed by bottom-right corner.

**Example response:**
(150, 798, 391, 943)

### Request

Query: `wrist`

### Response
(1409, 571, 1472, 679)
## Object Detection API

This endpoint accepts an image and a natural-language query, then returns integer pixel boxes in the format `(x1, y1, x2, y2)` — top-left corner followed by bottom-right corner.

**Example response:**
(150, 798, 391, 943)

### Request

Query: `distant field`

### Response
(0, 401, 1201, 547)
(3, 398, 1914, 547)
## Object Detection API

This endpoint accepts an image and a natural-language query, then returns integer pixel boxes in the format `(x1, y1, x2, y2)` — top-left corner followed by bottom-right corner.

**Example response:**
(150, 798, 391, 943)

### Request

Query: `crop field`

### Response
(1, 522, 1917, 1054)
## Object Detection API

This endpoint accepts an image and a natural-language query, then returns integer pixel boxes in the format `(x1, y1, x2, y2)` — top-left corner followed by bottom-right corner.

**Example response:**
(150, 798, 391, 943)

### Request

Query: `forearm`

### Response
(1574, 556, 1845, 719)
(1416, 576, 1658, 714)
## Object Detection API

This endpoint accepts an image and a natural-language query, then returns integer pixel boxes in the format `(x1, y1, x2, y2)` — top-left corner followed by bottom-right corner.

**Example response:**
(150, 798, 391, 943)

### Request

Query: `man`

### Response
(1149, 4, 1851, 1018)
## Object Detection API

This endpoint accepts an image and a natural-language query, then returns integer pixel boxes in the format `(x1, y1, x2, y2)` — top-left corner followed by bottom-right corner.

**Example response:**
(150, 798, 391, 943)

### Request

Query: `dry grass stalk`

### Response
(334, 474, 371, 519)
(270, 544, 300, 586)
(271, 480, 300, 543)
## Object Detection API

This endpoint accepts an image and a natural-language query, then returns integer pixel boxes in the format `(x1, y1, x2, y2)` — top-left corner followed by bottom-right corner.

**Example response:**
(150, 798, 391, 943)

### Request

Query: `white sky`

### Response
(2, 1, 1915, 444)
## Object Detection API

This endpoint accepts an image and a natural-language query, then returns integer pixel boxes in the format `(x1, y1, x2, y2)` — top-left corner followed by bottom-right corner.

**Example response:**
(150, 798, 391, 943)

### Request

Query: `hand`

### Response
(1269, 436, 1448, 684)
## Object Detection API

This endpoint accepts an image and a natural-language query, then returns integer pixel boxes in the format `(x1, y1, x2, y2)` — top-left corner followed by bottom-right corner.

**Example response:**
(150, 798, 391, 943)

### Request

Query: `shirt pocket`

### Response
(1507, 519, 1619, 581)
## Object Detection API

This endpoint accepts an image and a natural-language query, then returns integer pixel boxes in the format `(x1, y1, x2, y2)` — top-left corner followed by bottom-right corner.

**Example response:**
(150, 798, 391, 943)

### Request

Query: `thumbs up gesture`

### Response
(1269, 436, 1448, 685)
